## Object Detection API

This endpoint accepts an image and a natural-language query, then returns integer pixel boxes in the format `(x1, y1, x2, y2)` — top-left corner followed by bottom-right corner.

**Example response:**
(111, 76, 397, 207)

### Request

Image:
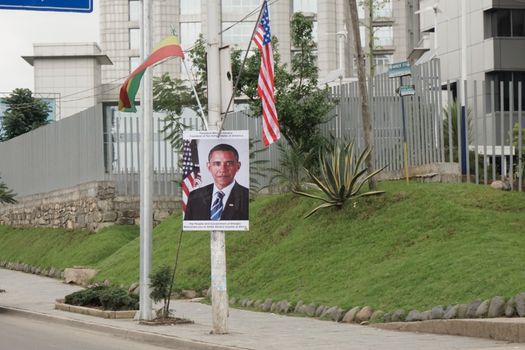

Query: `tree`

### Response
(359, 0, 391, 76)
(1, 88, 50, 141)
(153, 13, 333, 159)
(0, 177, 16, 204)
(347, 0, 377, 190)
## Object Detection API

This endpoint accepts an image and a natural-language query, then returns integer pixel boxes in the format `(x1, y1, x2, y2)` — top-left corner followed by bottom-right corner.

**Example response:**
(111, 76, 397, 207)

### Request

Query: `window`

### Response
(374, 0, 392, 19)
(359, 25, 366, 47)
(374, 54, 393, 74)
(293, 0, 317, 13)
(358, 2, 365, 19)
(129, 0, 140, 21)
(129, 28, 140, 49)
(486, 71, 525, 111)
(374, 26, 393, 47)
(222, 21, 255, 48)
(180, 0, 200, 15)
(129, 56, 140, 73)
(222, 0, 259, 14)
(489, 9, 525, 37)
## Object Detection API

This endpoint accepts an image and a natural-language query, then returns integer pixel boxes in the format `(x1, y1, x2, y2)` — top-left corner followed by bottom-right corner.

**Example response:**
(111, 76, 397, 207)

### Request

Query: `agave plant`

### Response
(0, 177, 16, 204)
(293, 141, 385, 218)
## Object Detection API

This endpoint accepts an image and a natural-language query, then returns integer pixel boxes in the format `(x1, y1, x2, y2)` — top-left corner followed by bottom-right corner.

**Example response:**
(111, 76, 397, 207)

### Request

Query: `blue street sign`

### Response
(0, 0, 93, 13)
(399, 85, 416, 97)
(388, 61, 411, 79)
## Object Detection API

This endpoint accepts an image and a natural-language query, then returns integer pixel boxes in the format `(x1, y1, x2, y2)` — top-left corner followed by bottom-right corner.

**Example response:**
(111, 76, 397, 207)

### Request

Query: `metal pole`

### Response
(139, 0, 153, 321)
(400, 76, 409, 183)
(460, 0, 468, 176)
(207, 0, 228, 334)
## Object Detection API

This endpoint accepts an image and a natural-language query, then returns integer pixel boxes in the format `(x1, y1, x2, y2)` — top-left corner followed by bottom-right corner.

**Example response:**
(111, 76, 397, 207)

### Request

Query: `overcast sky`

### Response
(0, 3, 99, 93)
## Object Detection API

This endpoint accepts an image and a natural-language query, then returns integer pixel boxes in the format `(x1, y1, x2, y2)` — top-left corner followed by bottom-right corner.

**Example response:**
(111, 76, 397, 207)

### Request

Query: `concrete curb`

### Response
(373, 319, 525, 343)
(0, 306, 250, 350)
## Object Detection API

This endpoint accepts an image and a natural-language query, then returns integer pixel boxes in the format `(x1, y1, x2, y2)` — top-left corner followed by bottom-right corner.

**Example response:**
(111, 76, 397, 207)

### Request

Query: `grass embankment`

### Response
(1, 181, 524, 312)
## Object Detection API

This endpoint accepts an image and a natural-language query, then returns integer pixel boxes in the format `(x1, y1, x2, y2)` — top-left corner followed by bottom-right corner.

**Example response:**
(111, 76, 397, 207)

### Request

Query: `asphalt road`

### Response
(0, 313, 171, 350)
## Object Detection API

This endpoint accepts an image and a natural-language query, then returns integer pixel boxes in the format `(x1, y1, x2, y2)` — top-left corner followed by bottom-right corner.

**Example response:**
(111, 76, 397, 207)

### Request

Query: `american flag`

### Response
(253, 0, 280, 146)
(181, 139, 201, 214)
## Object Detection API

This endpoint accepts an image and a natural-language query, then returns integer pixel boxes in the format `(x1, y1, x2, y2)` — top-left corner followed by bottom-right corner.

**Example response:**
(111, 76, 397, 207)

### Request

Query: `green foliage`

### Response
(0, 177, 16, 204)
(269, 141, 312, 192)
(512, 122, 525, 179)
(2, 182, 525, 312)
(1, 88, 50, 141)
(150, 265, 172, 317)
(294, 140, 385, 217)
(153, 73, 193, 149)
(156, 14, 333, 157)
(249, 139, 270, 199)
(65, 285, 138, 311)
(443, 102, 472, 162)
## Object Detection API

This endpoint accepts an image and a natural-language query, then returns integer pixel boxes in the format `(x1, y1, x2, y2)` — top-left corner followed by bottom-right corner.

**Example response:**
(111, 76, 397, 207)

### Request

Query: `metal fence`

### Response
(0, 105, 106, 197)
(4, 58, 520, 198)
(445, 80, 524, 191)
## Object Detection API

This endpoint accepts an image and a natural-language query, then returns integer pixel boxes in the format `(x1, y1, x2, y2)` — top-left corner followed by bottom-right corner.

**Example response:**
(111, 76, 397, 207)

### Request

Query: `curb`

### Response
(0, 306, 249, 350)
(373, 319, 525, 343)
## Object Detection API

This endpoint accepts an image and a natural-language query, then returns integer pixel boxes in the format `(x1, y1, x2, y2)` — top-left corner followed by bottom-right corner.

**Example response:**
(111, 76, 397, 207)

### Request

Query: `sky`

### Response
(0, 3, 99, 93)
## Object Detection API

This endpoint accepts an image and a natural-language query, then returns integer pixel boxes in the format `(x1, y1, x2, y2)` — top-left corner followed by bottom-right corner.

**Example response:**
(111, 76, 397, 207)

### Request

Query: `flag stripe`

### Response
(252, 0, 280, 146)
(118, 36, 184, 112)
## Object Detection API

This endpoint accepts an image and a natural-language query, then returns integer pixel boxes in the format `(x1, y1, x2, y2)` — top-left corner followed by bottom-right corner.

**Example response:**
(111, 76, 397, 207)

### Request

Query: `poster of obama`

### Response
(182, 130, 249, 231)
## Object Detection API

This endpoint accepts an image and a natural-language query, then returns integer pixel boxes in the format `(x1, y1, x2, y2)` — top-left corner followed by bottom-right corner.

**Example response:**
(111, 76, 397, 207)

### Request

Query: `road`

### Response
(0, 313, 171, 350)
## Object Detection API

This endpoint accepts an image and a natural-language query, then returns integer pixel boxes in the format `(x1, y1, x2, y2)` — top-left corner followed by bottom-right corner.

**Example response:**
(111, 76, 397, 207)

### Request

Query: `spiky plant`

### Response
(293, 141, 385, 218)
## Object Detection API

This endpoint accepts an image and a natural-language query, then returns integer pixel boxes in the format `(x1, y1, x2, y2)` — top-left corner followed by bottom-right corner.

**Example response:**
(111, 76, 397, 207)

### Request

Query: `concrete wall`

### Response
(0, 181, 179, 232)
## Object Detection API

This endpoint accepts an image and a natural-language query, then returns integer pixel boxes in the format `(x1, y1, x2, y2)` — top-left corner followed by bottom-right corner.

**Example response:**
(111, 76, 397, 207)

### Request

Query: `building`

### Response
(98, 0, 415, 90)
(22, 43, 112, 120)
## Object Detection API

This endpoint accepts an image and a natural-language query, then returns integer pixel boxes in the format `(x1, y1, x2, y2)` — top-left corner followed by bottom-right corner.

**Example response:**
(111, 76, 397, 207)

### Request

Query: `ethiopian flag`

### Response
(118, 36, 184, 112)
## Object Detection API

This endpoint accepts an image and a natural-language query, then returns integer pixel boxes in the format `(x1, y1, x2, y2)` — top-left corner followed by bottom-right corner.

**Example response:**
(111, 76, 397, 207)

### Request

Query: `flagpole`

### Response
(139, 0, 153, 321)
(217, 2, 266, 136)
(182, 59, 209, 130)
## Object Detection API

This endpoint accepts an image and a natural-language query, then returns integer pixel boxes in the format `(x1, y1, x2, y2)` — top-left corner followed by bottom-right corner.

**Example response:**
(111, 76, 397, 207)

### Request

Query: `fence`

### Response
(0, 105, 106, 197)
(4, 58, 520, 199)
(443, 80, 524, 191)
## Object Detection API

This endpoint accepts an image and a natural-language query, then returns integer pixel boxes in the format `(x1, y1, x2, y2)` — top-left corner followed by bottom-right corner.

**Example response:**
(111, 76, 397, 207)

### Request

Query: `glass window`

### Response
(180, 0, 200, 15)
(293, 0, 317, 13)
(222, 0, 259, 15)
(512, 10, 525, 36)
(373, 26, 393, 47)
(359, 25, 366, 47)
(129, 0, 140, 21)
(222, 21, 255, 49)
(374, 54, 393, 74)
(358, 2, 365, 19)
(493, 9, 511, 37)
(129, 56, 140, 73)
(129, 28, 140, 49)
(374, 0, 392, 18)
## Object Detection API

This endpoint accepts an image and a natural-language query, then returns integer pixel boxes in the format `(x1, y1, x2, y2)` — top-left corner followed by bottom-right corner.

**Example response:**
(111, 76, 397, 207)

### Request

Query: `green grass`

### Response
(1, 181, 524, 312)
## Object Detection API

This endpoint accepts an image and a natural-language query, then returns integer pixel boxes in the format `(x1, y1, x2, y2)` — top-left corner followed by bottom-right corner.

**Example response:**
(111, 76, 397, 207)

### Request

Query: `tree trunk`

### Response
(347, 0, 377, 190)
(368, 0, 375, 77)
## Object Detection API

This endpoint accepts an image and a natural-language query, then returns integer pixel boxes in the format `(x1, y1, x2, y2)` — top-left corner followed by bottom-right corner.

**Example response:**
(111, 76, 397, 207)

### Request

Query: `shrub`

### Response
(64, 285, 138, 311)
(293, 140, 385, 217)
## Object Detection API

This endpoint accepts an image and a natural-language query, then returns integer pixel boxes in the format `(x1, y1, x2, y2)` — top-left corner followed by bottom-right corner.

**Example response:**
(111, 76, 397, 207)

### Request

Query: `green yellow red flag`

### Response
(118, 36, 184, 112)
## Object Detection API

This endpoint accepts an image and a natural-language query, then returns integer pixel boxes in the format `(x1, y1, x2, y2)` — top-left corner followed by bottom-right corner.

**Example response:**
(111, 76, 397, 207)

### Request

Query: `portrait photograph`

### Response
(182, 130, 249, 231)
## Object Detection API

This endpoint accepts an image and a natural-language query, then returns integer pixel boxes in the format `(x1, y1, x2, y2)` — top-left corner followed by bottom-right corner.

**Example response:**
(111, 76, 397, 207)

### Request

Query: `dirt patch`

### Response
(139, 317, 194, 326)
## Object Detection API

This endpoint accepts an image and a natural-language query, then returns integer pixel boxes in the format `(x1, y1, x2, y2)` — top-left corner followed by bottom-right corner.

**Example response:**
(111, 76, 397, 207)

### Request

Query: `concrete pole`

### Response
(139, 0, 153, 321)
(207, 0, 228, 334)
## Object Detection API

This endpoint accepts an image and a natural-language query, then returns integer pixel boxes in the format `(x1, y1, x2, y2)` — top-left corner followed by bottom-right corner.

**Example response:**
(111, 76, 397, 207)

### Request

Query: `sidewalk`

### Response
(1, 268, 524, 350)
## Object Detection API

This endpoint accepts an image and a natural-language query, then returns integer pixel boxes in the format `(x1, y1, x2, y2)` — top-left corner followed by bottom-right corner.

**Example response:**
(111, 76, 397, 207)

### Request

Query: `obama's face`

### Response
(207, 150, 241, 190)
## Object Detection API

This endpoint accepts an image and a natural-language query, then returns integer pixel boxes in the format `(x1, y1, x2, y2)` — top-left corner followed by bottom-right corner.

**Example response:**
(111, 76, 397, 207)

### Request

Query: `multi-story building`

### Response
(99, 0, 415, 91)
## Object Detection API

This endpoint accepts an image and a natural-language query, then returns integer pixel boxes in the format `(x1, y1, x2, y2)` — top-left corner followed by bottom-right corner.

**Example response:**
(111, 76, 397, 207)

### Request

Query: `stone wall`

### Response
(0, 181, 180, 231)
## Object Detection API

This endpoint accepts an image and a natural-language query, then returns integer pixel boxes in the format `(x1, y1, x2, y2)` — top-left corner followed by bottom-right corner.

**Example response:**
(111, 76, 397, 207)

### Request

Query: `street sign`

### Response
(0, 0, 93, 13)
(399, 85, 416, 96)
(388, 61, 411, 79)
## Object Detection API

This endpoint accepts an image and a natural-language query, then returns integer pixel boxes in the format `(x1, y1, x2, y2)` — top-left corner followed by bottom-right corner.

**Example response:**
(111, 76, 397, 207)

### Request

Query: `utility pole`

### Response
(139, 0, 153, 321)
(207, 0, 228, 334)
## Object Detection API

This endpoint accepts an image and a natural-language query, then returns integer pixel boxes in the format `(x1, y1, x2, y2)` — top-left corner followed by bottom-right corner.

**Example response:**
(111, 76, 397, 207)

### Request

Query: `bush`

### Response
(64, 286, 138, 311)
